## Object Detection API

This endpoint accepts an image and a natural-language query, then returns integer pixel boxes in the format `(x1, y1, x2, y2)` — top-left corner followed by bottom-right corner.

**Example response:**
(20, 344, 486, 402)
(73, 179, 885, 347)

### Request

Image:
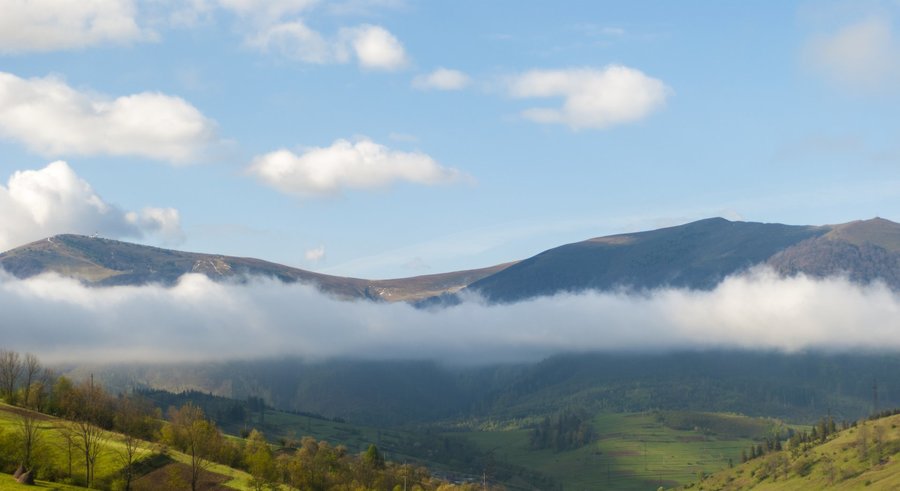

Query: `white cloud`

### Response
(412, 68, 471, 91)
(341, 24, 408, 70)
(304, 245, 326, 262)
(0, 72, 218, 163)
(3, 268, 900, 364)
(0, 0, 153, 53)
(206, 0, 408, 70)
(247, 21, 407, 69)
(0, 161, 184, 251)
(125, 207, 185, 245)
(246, 20, 335, 63)
(806, 17, 900, 92)
(508, 65, 670, 130)
(248, 137, 464, 197)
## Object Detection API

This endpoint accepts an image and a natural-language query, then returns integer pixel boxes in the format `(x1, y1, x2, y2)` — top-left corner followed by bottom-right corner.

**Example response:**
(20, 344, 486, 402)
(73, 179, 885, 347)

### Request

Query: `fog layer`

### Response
(1, 267, 897, 364)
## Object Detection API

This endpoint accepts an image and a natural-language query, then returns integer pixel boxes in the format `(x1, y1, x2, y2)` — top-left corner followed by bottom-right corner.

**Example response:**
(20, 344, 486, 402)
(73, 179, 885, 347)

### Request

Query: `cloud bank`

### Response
(0, 161, 183, 251)
(508, 65, 670, 130)
(3, 268, 900, 365)
(248, 137, 464, 197)
(0, 0, 153, 53)
(0, 72, 218, 163)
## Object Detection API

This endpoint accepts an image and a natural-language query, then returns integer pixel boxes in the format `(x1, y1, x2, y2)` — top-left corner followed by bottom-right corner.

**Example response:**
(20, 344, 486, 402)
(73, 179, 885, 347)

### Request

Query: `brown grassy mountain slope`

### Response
(0, 234, 513, 302)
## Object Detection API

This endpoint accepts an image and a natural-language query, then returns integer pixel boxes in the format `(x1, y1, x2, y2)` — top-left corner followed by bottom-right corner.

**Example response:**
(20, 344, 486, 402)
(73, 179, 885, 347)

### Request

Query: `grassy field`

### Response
(0, 471, 89, 490)
(682, 413, 900, 490)
(462, 412, 778, 490)
(0, 403, 254, 491)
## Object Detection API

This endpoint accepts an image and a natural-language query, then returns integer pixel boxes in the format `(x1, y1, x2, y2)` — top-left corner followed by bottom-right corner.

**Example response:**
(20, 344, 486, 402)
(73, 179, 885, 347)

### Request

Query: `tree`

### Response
(21, 353, 41, 408)
(245, 429, 277, 491)
(69, 418, 107, 487)
(15, 413, 43, 471)
(65, 379, 112, 488)
(163, 404, 222, 491)
(114, 396, 156, 491)
(30, 367, 56, 413)
(857, 423, 869, 462)
(363, 444, 386, 470)
(0, 349, 22, 404)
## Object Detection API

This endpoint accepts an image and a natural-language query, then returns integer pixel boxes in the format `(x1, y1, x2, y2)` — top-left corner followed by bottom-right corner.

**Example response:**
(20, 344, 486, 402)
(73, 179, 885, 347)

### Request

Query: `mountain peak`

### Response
(825, 217, 900, 252)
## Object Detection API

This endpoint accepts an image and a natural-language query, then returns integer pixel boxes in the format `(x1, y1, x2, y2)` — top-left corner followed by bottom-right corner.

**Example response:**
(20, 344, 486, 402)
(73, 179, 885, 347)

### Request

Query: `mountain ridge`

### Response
(3, 216, 900, 303)
(0, 233, 514, 302)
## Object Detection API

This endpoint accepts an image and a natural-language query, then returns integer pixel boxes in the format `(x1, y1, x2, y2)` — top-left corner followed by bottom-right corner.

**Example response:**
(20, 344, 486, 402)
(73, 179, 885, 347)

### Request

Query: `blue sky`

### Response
(1, 0, 899, 279)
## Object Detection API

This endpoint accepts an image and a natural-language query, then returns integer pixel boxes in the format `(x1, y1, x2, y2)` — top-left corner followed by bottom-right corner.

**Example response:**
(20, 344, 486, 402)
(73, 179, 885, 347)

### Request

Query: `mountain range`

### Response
(2, 216, 900, 303)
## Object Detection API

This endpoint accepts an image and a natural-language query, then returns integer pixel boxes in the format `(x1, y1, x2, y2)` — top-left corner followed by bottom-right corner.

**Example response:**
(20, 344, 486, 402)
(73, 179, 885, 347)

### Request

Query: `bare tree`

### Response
(32, 367, 57, 412)
(163, 404, 222, 491)
(21, 353, 41, 408)
(0, 349, 22, 404)
(66, 380, 111, 488)
(70, 418, 107, 488)
(16, 413, 43, 471)
(114, 396, 155, 491)
(57, 426, 76, 480)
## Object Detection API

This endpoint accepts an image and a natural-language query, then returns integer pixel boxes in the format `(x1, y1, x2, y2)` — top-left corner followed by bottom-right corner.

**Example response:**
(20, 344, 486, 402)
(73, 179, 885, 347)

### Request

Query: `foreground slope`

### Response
(0, 234, 512, 301)
(682, 413, 900, 490)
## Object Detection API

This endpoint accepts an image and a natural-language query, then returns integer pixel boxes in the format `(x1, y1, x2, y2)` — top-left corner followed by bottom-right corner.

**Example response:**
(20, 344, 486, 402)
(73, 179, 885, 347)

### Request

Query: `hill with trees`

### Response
(681, 411, 900, 490)
(0, 348, 507, 490)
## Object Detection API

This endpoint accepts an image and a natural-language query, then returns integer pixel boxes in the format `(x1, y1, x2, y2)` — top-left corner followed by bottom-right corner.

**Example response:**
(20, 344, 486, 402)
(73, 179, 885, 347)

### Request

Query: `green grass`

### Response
(0, 472, 89, 490)
(462, 412, 764, 490)
(0, 404, 255, 490)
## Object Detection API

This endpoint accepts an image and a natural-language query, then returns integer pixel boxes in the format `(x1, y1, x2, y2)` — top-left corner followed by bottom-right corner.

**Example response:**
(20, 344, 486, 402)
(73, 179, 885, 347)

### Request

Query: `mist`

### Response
(2, 267, 899, 365)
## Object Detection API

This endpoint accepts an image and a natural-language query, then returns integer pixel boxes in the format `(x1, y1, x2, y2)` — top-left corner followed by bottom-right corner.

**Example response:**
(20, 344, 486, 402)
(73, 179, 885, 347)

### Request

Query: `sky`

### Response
(2, 0, 900, 279)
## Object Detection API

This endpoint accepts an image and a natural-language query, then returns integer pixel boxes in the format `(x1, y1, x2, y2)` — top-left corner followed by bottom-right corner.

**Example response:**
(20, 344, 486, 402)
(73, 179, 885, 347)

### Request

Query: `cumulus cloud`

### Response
(0, 0, 153, 53)
(248, 137, 465, 197)
(0, 72, 218, 163)
(0, 161, 184, 251)
(412, 68, 471, 91)
(341, 24, 408, 70)
(806, 17, 900, 93)
(305, 245, 326, 263)
(250, 21, 408, 69)
(4, 268, 900, 364)
(508, 65, 670, 130)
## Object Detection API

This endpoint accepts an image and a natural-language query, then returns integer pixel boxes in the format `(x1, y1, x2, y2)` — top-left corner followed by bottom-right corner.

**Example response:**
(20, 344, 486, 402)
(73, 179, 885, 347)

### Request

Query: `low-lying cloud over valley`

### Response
(2, 267, 899, 365)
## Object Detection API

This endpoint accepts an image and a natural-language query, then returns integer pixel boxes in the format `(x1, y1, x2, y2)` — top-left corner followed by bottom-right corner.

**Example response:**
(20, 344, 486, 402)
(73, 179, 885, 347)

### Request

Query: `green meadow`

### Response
(461, 412, 784, 490)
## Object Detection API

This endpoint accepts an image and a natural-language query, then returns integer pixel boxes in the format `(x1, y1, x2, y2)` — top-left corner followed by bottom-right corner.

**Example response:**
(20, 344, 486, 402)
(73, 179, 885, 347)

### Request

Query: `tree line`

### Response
(0, 349, 507, 490)
(528, 408, 595, 451)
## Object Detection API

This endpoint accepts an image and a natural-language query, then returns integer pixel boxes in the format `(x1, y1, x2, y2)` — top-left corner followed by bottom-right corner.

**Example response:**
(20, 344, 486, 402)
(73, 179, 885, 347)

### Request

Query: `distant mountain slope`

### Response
(767, 218, 900, 287)
(4, 217, 900, 304)
(0, 234, 513, 302)
(467, 217, 828, 303)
